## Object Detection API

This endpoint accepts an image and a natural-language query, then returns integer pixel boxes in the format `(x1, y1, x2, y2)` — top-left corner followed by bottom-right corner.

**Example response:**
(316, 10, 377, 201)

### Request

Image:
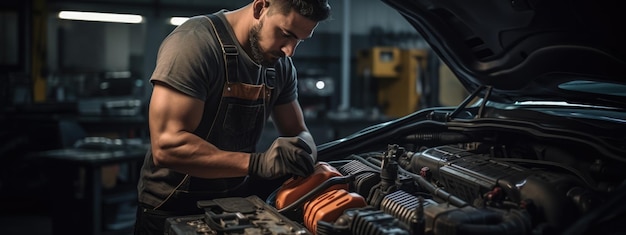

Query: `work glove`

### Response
(249, 133, 316, 180)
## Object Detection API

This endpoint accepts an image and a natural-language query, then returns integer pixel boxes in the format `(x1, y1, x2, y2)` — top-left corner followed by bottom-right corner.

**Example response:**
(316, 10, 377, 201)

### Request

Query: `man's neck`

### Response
(224, 4, 254, 57)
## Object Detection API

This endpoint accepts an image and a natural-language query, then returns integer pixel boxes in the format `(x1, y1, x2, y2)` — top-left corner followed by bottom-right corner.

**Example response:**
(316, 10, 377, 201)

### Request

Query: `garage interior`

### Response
(0, 0, 469, 234)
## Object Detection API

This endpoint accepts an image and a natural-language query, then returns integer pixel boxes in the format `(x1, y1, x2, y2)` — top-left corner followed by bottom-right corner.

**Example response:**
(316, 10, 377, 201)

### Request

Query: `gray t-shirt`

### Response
(138, 11, 298, 209)
(151, 12, 297, 124)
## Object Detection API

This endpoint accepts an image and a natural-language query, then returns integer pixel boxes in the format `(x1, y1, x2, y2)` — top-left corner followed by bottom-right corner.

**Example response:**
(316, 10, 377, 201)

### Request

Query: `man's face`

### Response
(249, 7, 318, 66)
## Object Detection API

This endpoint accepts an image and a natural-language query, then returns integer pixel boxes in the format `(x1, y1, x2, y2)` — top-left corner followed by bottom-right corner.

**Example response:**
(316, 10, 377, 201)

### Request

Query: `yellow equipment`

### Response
(357, 47, 428, 118)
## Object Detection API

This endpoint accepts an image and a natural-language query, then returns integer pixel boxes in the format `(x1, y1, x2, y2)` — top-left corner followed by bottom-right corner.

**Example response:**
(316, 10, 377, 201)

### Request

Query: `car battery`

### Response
(165, 195, 311, 235)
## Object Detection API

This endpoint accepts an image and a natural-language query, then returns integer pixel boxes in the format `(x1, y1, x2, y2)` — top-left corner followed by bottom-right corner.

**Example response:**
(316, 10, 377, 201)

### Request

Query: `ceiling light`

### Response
(170, 17, 189, 26)
(316, 81, 326, 90)
(58, 11, 143, 24)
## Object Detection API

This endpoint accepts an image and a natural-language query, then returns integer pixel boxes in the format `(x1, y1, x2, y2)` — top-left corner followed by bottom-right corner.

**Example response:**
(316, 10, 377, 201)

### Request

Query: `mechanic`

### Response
(133, 0, 331, 234)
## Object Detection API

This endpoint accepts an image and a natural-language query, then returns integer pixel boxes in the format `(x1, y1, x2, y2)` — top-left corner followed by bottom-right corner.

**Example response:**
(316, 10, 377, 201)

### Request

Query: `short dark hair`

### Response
(271, 0, 331, 22)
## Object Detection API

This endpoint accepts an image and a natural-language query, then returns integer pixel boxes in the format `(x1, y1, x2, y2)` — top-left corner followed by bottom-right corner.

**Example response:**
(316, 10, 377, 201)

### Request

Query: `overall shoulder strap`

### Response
(203, 14, 238, 83)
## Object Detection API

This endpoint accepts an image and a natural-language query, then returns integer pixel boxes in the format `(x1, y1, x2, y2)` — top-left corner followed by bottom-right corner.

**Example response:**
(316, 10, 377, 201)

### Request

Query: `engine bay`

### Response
(165, 104, 626, 235)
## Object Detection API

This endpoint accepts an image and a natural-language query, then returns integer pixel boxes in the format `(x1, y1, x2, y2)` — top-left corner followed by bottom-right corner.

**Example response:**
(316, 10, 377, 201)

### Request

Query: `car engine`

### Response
(165, 101, 626, 235)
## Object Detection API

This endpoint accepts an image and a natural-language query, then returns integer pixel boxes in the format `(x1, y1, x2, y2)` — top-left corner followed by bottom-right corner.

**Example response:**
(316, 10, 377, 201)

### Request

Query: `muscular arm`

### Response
(149, 82, 250, 178)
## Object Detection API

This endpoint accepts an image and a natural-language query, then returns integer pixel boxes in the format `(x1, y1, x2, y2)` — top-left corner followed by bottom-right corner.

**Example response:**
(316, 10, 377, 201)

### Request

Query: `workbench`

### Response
(35, 144, 148, 235)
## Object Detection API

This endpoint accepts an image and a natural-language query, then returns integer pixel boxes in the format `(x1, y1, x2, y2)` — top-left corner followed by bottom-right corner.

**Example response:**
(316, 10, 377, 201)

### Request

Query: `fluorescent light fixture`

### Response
(58, 11, 143, 24)
(170, 17, 189, 26)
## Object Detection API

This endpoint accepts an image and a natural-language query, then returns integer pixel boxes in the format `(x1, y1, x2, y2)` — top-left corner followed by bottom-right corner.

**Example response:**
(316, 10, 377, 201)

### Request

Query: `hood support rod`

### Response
(447, 85, 492, 120)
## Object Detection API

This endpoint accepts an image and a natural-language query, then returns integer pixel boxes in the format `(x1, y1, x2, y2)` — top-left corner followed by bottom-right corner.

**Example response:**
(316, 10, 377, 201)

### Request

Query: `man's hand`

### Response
(249, 136, 315, 179)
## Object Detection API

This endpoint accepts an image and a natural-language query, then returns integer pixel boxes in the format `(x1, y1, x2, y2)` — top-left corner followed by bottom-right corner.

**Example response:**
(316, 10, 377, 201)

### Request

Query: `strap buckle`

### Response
(223, 45, 238, 56)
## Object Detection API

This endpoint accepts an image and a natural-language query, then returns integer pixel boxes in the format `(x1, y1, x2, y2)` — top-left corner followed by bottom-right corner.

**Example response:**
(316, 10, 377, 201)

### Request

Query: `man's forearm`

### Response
(152, 131, 250, 178)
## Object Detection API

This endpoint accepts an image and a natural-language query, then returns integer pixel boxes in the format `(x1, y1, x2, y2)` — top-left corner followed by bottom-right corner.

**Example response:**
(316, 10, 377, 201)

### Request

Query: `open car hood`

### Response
(382, 0, 626, 107)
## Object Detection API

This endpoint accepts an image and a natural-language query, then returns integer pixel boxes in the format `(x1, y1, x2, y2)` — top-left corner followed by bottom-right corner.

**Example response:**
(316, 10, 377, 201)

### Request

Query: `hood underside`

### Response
(382, 0, 626, 107)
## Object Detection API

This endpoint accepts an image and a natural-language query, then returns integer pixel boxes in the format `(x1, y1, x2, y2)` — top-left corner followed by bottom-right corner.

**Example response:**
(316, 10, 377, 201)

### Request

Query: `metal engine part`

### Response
(316, 207, 410, 235)
(165, 196, 310, 235)
(409, 145, 598, 231)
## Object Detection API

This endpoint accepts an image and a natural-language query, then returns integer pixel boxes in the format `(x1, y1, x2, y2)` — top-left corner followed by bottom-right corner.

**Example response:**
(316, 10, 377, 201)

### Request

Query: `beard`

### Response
(249, 20, 280, 67)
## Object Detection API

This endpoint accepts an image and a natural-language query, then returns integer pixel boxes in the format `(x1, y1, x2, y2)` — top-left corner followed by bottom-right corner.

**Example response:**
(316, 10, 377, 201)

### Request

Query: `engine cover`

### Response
(411, 145, 590, 230)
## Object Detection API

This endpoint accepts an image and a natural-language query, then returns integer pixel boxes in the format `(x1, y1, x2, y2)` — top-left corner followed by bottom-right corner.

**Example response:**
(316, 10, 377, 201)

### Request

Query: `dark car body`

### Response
(315, 0, 626, 234)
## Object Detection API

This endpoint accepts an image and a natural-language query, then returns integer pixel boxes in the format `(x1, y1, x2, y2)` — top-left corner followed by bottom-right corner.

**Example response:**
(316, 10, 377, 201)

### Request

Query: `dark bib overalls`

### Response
(134, 14, 284, 235)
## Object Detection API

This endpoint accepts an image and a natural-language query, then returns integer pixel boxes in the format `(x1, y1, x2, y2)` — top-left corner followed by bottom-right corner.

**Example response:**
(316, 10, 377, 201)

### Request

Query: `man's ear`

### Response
(253, 0, 268, 19)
